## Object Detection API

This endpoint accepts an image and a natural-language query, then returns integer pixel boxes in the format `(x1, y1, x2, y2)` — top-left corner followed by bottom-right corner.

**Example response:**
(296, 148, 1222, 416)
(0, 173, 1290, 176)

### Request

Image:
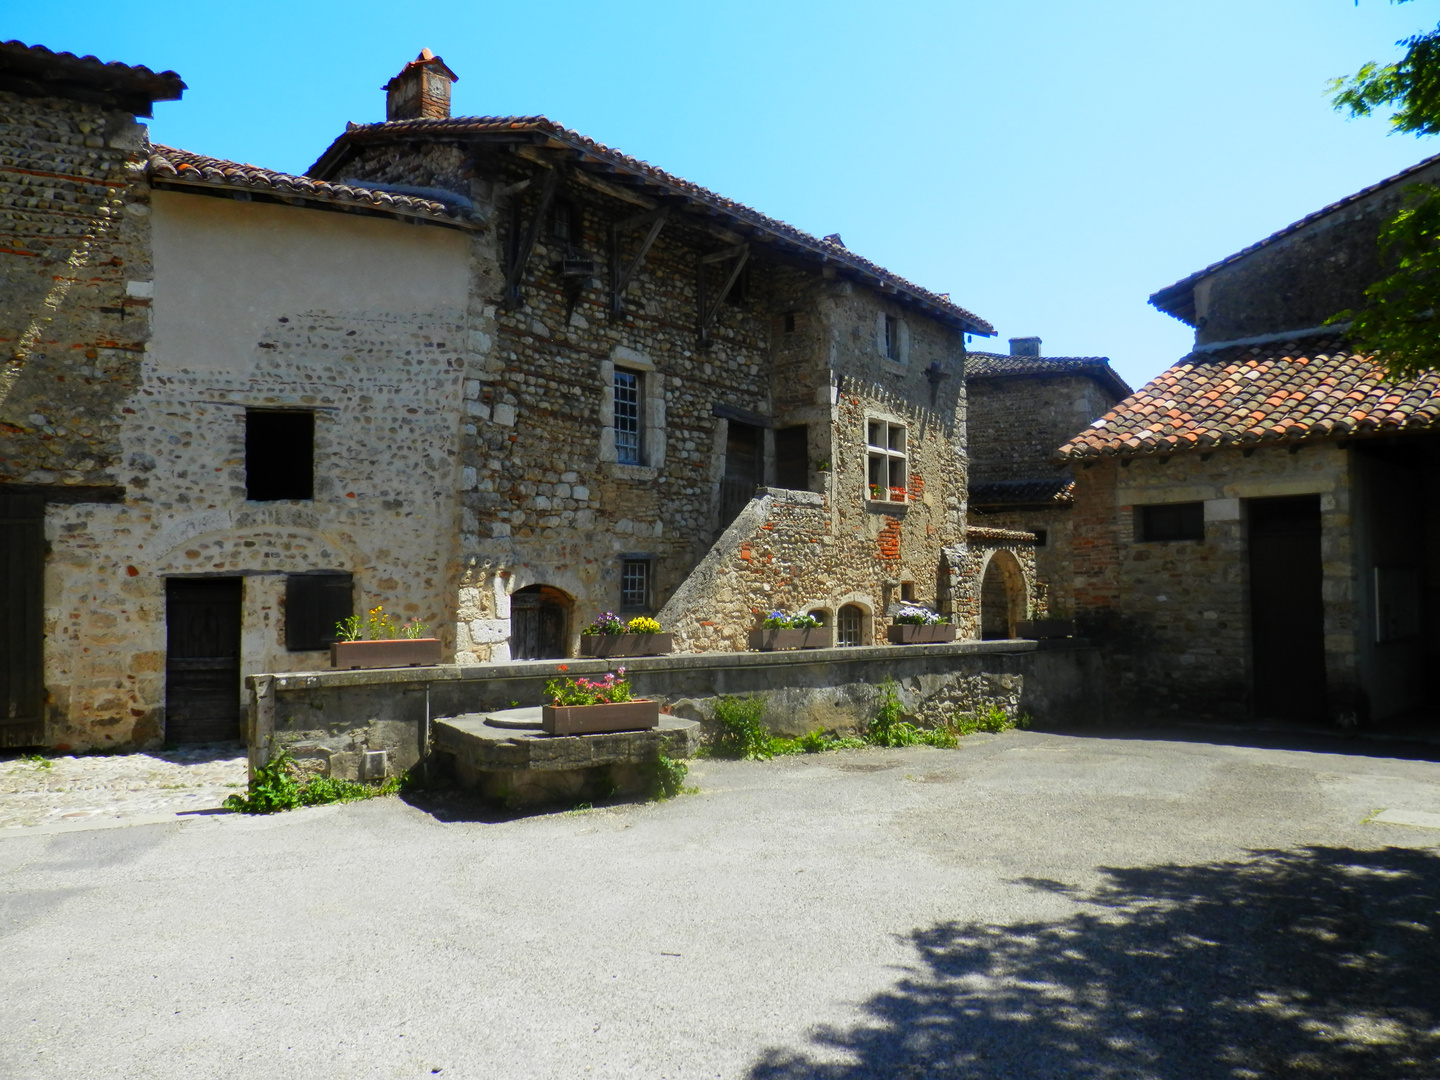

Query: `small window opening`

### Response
(1137, 502, 1204, 542)
(884, 315, 900, 360)
(900, 582, 916, 603)
(620, 559, 650, 610)
(552, 198, 580, 245)
(782, 311, 797, 334)
(285, 572, 353, 651)
(837, 604, 864, 647)
(246, 410, 314, 501)
(1032, 529, 1048, 547)
(614, 369, 642, 466)
(723, 262, 750, 306)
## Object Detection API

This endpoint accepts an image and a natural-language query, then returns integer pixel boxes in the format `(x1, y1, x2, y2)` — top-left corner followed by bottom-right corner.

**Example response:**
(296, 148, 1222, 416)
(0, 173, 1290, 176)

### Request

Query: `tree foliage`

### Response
(1329, 1, 1440, 378)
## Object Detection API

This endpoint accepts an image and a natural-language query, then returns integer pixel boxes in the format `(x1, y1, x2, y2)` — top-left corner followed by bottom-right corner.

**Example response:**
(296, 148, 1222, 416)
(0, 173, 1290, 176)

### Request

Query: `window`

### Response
(1032, 529, 1048, 547)
(782, 311, 797, 334)
(837, 604, 864, 646)
(900, 582, 916, 603)
(774, 425, 809, 491)
(1137, 502, 1204, 542)
(866, 419, 907, 503)
(884, 315, 900, 361)
(552, 198, 580, 245)
(284, 572, 352, 651)
(613, 369, 642, 465)
(246, 410, 314, 501)
(620, 558, 650, 610)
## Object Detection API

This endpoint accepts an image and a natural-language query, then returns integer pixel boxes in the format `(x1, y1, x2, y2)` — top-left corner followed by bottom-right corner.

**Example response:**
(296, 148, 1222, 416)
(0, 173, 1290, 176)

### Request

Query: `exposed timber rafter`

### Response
(696, 242, 750, 345)
(610, 205, 670, 319)
(503, 167, 559, 309)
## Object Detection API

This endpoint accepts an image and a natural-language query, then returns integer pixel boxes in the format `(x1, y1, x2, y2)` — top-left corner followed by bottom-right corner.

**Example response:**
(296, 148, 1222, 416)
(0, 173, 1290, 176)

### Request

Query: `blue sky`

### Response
(8, 0, 1436, 389)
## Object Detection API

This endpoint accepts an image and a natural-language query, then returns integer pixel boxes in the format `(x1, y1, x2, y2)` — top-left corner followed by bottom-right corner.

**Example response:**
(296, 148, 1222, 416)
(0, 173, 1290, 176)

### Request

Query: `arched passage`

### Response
(510, 584, 573, 659)
(980, 550, 1027, 640)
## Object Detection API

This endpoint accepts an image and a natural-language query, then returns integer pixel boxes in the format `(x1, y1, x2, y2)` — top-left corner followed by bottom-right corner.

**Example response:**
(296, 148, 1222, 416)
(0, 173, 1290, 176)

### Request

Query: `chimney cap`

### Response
(382, 48, 459, 92)
(1009, 336, 1042, 357)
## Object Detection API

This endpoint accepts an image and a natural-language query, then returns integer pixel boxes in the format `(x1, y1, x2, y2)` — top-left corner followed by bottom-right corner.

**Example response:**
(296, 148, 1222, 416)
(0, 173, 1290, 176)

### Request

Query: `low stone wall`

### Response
(244, 639, 1106, 781)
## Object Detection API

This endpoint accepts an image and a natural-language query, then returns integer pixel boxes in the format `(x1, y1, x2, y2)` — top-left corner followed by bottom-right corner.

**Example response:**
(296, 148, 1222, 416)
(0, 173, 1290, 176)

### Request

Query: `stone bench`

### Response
(433, 708, 700, 808)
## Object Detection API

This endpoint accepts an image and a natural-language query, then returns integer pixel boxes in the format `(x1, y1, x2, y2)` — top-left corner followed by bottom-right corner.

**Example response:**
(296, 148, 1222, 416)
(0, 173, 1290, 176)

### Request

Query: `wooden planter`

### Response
(1016, 619, 1074, 640)
(579, 633, 674, 658)
(541, 699, 660, 736)
(748, 626, 834, 651)
(888, 623, 957, 645)
(331, 638, 442, 670)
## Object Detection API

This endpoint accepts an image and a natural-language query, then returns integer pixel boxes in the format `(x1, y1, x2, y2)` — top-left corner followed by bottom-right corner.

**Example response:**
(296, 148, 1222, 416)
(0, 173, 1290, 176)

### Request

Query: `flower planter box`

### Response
(579, 633, 674, 658)
(747, 627, 834, 651)
(888, 624, 957, 645)
(541, 699, 660, 736)
(331, 638, 442, 670)
(1016, 619, 1074, 639)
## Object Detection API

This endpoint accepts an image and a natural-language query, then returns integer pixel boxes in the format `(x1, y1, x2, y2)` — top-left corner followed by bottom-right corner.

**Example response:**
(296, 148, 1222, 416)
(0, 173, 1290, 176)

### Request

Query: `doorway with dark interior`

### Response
(1, 492, 45, 748)
(165, 577, 243, 744)
(720, 421, 762, 531)
(511, 585, 572, 660)
(1248, 495, 1326, 721)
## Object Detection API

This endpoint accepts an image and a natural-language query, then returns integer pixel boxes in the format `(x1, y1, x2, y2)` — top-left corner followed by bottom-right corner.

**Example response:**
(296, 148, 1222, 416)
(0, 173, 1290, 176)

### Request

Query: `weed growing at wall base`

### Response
(223, 747, 402, 814)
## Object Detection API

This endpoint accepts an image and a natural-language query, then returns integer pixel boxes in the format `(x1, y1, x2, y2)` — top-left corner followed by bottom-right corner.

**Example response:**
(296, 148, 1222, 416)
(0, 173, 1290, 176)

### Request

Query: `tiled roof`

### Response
(1150, 152, 1440, 325)
(308, 116, 994, 335)
(0, 40, 185, 115)
(969, 477, 1076, 508)
(148, 146, 479, 228)
(966, 525, 1039, 544)
(1056, 336, 1440, 460)
(965, 352, 1132, 400)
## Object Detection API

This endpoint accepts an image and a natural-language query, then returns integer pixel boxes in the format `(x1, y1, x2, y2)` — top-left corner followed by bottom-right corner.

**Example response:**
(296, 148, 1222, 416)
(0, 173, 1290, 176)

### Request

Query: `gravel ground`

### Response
(3, 726, 1440, 1079)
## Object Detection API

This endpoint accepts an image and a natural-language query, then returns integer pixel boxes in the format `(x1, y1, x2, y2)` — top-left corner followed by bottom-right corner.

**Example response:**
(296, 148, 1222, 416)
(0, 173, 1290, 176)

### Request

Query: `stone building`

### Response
(3, 43, 1039, 750)
(1057, 155, 1440, 725)
(965, 336, 1129, 628)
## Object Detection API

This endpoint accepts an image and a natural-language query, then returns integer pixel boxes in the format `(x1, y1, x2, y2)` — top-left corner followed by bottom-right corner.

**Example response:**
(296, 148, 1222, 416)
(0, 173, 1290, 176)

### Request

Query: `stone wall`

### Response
(246, 639, 1108, 780)
(1190, 158, 1440, 344)
(967, 373, 1114, 484)
(39, 190, 473, 747)
(1, 88, 153, 489)
(1066, 444, 1359, 719)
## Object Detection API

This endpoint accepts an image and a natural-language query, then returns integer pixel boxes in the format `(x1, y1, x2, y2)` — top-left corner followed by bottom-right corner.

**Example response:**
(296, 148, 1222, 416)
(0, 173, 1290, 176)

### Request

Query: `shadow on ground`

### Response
(1037, 722, 1440, 764)
(750, 846, 1440, 1079)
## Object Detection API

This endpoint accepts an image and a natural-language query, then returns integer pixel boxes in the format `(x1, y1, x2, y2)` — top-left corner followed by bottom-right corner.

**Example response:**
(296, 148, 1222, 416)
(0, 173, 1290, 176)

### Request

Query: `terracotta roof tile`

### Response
(148, 146, 478, 227)
(1056, 336, 1440, 460)
(308, 116, 992, 335)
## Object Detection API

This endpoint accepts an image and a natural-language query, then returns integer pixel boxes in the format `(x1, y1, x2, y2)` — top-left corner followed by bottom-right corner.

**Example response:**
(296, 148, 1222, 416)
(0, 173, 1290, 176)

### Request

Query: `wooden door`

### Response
(165, 578, 242, 743)
(774, 425, 808, 491)
(0, 492, 45, 748)
(720, 421, 762, 530)
(511, 585, 569, 660)
(1249, 496, 1326, 720)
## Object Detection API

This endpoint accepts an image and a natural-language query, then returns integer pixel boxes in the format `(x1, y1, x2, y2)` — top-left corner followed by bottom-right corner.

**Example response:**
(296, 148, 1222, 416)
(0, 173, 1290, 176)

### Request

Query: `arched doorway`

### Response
(980, 551, 1026, 640)
(511, 585, 572, 659)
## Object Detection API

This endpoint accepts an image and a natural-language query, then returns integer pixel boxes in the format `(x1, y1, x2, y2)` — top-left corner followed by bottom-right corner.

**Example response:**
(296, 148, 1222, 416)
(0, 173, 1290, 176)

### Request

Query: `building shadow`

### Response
(749, 846, 1440, 1079)
(1034, 721, 1440, 764)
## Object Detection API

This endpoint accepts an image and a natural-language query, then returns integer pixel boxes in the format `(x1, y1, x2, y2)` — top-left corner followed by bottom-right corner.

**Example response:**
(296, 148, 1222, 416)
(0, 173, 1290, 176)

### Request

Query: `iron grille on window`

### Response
(621, 559, 650, 609)
(614, 369, 641, 465)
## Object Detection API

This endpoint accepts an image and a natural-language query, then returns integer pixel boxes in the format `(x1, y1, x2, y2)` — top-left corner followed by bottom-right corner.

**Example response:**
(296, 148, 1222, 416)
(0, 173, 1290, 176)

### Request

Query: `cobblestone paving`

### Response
(0, 746, 247, 830)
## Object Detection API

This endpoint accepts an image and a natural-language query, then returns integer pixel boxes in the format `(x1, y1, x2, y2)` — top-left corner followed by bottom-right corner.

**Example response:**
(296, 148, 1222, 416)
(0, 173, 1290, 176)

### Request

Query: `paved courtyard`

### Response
(4, 727, 1440, 1079)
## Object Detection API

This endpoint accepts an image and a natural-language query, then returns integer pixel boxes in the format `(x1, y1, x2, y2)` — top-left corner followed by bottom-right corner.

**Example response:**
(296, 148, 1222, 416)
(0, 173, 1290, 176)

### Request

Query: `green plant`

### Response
(335, 605, 427, 642)
(709, 695, 771, 759)
(20, 753, 52, 770)
(581, 611, 626, 636)
(649, 754, 689, 799)
(762, 610, 821, 630)
(894, 605, 948, 625)
(954, 703, 1022, 736)
(626, 615, 662, 635)
(545, 668, 633, 706)
(223, 746, 403, 815)
(399, 618, 429, 639)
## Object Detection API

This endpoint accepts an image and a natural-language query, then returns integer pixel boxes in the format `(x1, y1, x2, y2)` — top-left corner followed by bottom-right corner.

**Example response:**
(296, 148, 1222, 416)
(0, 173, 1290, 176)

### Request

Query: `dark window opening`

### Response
(884, 315, 900, 360)
(1032, 529, 1048, 547)
(720, 420, 762, 530)
(837, 604, 864, 647)
(246, 410, 314, 501)
(552, 198, 581, 246)
(775, 425, 809, 491)
(621, 559, 651, 610)
(900, 582, 916, 603)
(1137, 502, 1204, 542)
(614, 369, 642, 465)
(782, 311, 797, 334)
(285, 572, 353, 651)
(723, 262, 751, 306)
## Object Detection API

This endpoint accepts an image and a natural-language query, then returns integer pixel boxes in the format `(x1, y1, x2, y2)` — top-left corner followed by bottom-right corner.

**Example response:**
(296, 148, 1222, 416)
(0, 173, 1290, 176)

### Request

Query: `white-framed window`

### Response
(866, 418, 907, 503)
(613, 368, 642, 466)
(837, 604, 864, 646)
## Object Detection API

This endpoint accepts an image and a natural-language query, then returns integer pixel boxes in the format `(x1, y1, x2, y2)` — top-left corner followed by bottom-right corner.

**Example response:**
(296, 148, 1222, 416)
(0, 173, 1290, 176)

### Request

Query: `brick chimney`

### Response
(383, 49, 458, 121)
(1009, 336, 1041, 357)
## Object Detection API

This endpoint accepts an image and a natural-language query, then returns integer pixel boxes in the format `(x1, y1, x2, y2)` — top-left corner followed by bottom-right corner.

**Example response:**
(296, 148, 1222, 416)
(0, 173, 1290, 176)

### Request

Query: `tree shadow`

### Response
(750, 847, 1440, 1079)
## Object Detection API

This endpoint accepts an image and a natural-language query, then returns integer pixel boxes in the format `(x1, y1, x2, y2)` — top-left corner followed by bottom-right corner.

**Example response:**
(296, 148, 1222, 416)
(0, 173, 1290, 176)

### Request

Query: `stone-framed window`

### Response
(1136, 502, 1204, 542)
(878, 312, 909, 364)
(620, 557, 651, 611)
(246, 409, 314, 501)
(613, 369, 643, 465)
(866, 418, 907, 503)
(837, 604, 865, 646)
(284, 572, 352, 651)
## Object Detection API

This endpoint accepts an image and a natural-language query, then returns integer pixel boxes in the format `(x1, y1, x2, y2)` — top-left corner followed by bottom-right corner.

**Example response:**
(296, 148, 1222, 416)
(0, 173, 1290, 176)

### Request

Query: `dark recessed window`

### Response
(285, 572, 353, 651)
(552, 198, 580, 245)
(614, 369, 642, 466)
(246, 410, 314, 501)
(837, 604, 864, 646)
(1032, 529, 1048, 547)
(782, 311, 797, 334)
(1137, 502, 1204, 542)
(620, 559, 650, 610)
(884, 315, 900, 360)
(900, 582, 916, 602)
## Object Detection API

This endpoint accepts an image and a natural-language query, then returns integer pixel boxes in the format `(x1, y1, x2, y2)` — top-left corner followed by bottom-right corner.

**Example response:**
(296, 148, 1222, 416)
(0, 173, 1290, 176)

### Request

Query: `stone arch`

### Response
(510, 583, 574, 660)
(980, 549, 1028, 640)
(802, 604, 832, 627)
(833, 594, 875, 647)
